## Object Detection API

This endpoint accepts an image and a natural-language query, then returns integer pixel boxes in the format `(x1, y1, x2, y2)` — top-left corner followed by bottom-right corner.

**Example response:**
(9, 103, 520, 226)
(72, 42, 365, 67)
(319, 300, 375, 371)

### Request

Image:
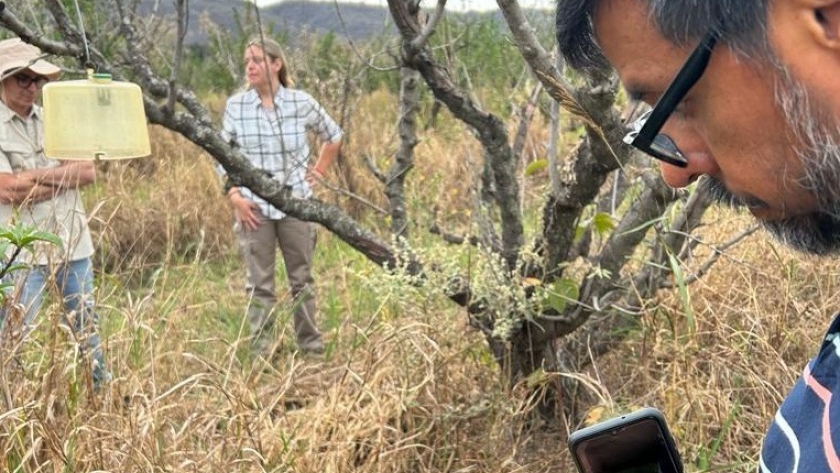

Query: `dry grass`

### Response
(0, 90, 835, 472)
(87, 126, 234, 276)
(578, 214, 835, 471)
(0, 268, 534, 472)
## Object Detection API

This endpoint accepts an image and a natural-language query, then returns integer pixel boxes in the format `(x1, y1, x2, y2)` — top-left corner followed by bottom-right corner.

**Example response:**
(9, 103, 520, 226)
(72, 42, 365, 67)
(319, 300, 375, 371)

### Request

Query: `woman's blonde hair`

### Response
(247, 35, 294, 88)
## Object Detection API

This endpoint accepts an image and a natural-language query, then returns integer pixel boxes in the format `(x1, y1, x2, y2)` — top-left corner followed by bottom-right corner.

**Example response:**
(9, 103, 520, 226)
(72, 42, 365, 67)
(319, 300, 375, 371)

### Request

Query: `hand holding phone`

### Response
(568, 407, 683, 473)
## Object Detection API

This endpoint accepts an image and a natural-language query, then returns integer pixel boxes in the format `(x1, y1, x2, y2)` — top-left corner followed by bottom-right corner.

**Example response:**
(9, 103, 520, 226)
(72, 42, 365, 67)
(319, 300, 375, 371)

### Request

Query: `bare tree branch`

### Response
(2, 0, 752, 419)
(412, 0, 447, 49)
(388, 0, 524, 269)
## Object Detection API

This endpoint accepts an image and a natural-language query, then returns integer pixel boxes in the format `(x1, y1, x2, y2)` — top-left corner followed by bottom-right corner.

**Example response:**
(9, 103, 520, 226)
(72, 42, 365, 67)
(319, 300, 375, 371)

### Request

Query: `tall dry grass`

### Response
(0, 88, 835, 472)
(586, 221, 832, 470)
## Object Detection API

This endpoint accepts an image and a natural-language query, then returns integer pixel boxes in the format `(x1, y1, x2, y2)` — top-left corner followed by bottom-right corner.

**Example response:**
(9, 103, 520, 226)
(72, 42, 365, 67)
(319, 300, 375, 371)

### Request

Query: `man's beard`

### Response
(701, 176, 840, 254)
(699, 63, 840, 255)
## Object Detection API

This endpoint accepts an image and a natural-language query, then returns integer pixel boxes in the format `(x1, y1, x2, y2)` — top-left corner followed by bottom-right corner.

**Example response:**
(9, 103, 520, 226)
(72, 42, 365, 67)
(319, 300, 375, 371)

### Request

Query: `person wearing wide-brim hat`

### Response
(0, 37, 110, 391)
(0, 38, 62, 80)
(0, 38, 61, 118)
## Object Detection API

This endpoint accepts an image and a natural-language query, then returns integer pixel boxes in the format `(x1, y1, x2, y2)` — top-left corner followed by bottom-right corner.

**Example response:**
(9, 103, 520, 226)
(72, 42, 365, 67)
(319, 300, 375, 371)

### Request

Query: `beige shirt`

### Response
(0, 100, 94, 265)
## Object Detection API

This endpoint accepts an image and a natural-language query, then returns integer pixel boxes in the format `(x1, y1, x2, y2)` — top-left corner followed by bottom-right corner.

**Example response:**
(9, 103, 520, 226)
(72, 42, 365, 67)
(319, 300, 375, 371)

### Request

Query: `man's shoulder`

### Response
(0, 103, 18, 143)
(760, 315, 840, 471)
(0, 100, 15, 119)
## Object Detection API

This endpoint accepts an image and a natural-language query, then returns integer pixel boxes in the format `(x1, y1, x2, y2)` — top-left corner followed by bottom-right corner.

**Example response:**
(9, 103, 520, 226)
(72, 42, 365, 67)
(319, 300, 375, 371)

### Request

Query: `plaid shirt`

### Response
(221, 87, 343, 220)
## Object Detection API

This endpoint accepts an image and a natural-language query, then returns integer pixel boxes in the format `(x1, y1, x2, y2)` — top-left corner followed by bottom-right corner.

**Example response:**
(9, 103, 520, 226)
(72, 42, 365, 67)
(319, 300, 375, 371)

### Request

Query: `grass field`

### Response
(0, 95, 834, 472)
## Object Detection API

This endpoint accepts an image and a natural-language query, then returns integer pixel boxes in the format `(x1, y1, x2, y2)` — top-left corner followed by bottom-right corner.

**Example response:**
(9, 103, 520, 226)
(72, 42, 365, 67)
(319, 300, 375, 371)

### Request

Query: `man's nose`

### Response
(658, 151, 719, 188)
(653, 120, 720, 188)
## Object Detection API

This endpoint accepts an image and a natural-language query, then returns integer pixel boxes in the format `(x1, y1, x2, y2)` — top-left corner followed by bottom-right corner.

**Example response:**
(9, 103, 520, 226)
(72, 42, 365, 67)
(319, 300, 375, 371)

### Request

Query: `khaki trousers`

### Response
(236, 216, 323, 353)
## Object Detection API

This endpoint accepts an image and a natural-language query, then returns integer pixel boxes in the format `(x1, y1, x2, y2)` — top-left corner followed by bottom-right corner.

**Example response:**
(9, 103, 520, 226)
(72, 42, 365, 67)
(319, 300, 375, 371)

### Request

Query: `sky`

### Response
(253, 0, 554, 13)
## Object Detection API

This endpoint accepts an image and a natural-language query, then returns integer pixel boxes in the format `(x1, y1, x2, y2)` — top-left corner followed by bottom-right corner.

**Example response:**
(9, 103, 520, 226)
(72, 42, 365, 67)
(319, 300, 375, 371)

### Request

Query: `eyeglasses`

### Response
(623, 30, 719, 168)
(11, 73, 49, 90)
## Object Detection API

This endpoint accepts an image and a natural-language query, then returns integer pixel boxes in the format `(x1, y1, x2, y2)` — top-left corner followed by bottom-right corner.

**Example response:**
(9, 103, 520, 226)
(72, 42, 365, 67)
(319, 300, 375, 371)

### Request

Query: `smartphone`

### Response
(568, 407, 683, 473)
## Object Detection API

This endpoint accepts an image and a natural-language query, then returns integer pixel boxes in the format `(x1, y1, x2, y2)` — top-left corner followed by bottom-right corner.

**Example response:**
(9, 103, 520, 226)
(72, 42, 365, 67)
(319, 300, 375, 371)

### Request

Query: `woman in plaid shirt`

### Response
(221, 36, 343, 359)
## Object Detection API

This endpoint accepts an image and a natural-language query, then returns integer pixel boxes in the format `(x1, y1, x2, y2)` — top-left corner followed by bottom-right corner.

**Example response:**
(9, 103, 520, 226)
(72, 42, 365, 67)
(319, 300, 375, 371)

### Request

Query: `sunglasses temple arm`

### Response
(642, 33, 719, 133)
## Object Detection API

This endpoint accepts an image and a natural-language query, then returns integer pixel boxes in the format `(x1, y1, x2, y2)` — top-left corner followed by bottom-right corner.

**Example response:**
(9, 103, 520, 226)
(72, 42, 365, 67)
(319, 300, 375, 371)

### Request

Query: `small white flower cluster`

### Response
(349, 235, 594, 343)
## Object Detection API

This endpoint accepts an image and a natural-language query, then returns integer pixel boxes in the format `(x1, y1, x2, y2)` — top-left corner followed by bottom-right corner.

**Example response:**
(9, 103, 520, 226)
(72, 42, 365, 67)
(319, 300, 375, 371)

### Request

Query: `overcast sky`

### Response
(254, 0, 553, 13)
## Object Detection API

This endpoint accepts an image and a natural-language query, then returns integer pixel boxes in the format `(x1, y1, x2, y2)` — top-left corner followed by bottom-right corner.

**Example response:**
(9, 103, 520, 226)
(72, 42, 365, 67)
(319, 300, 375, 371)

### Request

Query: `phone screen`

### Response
(571, 417, 680, 473)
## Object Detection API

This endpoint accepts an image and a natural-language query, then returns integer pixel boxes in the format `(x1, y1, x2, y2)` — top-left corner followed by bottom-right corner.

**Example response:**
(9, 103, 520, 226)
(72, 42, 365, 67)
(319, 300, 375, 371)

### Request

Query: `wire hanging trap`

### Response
(41, 0, 151, 160)
(43, 69, 151, 160)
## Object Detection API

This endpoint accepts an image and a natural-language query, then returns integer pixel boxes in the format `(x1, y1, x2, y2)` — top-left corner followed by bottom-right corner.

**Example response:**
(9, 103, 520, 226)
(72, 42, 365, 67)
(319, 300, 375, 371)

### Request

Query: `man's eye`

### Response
(621, 99, 651, 125)
(671, 100, 693, 118)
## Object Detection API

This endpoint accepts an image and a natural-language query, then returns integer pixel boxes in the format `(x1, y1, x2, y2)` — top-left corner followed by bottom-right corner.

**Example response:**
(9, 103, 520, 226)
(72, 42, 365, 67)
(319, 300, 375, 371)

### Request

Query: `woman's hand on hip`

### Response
(230, 194, 262, 230)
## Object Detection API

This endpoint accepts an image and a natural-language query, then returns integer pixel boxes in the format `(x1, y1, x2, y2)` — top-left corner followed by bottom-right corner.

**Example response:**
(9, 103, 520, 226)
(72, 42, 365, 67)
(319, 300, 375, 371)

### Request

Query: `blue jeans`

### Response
(1, 258, 108, 386)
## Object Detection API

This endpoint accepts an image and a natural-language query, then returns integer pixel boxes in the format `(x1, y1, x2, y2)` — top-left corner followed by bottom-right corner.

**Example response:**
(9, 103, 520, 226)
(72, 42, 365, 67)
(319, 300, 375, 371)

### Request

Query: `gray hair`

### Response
(556, 0, 771, 73)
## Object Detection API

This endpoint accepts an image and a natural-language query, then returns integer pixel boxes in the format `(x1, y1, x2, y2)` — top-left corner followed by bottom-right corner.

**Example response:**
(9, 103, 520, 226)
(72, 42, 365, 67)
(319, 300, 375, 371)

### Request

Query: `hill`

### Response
(139, 0, 552, 44)
(263, 0, 395, 40)
(137, 0, 393, 43)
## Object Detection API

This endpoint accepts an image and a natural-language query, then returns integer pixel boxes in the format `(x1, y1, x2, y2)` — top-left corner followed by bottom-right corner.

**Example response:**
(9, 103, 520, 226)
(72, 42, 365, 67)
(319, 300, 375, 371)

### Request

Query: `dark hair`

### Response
(556, 0, 771, 73)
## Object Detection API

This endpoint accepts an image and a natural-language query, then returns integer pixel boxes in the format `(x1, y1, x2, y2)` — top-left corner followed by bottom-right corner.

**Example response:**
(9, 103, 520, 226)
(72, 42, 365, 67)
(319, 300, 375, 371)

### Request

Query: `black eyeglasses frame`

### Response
(11, 72, 49, 90)
(623, 30, 719, 168)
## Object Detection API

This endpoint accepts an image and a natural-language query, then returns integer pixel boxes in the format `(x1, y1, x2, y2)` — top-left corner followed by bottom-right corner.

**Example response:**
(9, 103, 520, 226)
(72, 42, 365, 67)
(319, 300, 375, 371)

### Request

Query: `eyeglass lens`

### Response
(13, 73, 48, 89)
(622, 31, 718, 168)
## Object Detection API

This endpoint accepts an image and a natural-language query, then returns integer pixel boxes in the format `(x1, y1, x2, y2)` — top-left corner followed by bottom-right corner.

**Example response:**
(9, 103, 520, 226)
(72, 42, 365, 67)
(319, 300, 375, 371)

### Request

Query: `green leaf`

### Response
(545, 278, 580, 313)
(20, 230, 62, 248)
(592, 212, 616, 235)
(525, 368, 549, 389)
(0, 224, 62, 249)
(574, 222, 586, 243)
(524, 159, 548, 177)
(666, 251, 695, 334)
(0, 224, 62, 280)
(4, 263, 29, 274)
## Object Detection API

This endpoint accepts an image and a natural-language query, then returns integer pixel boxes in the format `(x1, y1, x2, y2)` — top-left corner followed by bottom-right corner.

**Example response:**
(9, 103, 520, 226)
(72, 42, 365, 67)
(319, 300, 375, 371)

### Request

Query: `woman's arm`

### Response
(311, 140, 342, 178)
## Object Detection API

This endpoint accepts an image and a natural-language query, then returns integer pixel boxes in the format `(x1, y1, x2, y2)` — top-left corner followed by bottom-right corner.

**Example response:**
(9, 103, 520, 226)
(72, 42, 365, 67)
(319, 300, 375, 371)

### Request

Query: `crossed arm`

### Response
(0, 160, 96, 205)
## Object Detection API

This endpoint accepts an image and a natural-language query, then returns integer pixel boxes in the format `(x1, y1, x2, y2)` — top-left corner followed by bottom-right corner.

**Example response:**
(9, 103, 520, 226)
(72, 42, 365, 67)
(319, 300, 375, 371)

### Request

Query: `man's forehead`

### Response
(592, 0, 668, 65)
(593, 0, 688, 96)
(592, 0, 655, 38)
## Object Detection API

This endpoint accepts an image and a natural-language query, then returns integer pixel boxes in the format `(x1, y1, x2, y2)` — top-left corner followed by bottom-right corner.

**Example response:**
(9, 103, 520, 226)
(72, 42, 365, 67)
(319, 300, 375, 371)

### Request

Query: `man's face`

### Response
(593, 0, 840, 254)
(0, 69, 45, 117)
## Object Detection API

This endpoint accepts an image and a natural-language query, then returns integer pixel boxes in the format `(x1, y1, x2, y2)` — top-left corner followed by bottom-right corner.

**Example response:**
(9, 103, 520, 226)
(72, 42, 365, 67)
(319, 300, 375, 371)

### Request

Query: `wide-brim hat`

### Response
(0, 38, 61, 81)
